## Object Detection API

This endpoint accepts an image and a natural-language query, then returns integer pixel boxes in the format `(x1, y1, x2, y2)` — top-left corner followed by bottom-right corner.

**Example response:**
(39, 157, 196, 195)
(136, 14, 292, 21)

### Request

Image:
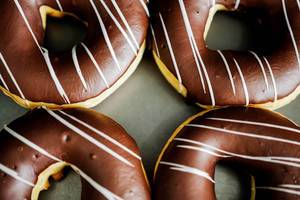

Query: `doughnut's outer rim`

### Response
(152, 48, 300, 110)
(153, 108, 300, 199)
(0, 41, 146, 110)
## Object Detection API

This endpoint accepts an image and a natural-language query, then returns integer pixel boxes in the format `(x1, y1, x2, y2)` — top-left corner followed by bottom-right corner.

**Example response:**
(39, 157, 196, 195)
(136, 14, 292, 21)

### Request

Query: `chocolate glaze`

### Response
(154, 107, 300, 200)
(0, 108, 150, 200)
(150, 0, 300, 106)
(0, 0, 148, 105)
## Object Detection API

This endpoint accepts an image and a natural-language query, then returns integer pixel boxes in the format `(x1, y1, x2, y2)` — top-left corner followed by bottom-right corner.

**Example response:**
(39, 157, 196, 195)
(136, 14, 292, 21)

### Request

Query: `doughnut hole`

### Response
(204, 5, 285, 54)
(32, 162, 81, 200)
(41, 7, 88, 53)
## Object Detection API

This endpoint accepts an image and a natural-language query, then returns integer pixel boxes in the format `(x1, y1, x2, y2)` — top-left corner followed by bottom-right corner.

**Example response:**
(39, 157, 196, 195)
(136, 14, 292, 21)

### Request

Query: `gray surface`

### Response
(1, 12, 300, 200)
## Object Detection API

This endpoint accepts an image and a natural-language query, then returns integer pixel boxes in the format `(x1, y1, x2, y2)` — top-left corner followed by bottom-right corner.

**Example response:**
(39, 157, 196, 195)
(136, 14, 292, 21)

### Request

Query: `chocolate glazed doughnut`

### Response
(0, 108, 150, 200)
(150, 0, 300, 109)
(0, 0, 149, 109)
(154, 107, 300, 200)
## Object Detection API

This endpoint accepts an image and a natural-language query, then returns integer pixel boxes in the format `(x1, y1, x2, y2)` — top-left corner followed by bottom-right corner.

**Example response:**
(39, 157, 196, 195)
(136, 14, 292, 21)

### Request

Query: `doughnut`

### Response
(154, 107, 300, 199)
(0, 108, 150, 199)
(0, 0, 149, 109)
(150, 0, 300, 109)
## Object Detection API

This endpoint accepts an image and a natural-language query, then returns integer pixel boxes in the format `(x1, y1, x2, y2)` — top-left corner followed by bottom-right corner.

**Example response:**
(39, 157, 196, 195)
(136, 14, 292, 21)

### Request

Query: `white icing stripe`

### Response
(271, 157, 300, 163)
(217, 50, 236, 95)
(55, 0, 63, 11)
(282, 0, 300, 70)
(0, 163, 35, 187)
(0, 72, 9, 91)
(279, 184, 300, 189)
(178, 0, 206, 94)
(233, 58, 249, 105)
(90, 0, 121, 71)
(59, 110, 141, 160)
(160, 161, 215, 183)
(175, 138, 300, 168)
(4, 126, 123, 200)
(99, 0, 138, 55)
(234, 0, 241, 10)
(297, 0, 300, 11)
(13, 0, 70, 103)
(150, 24, 161, 58)
(138, 0, 150, 17)
(257, 187, 300, 196)
(176, 145, 231, 158)
(263, 56, 278, 101)
(159, 13, 183, 85)
(72, 45, 88, 89)
(110, 0, 139, 49)
(4, 125, 61, 162)
(186, 124, 300, 146)
(0, 53, 26, 100)
(71, 166, 124, 200)
(13, 0, 42, 53)
(81, 43, 109, 88)
(46, 109, 134, 167)
(41, 48, 70, 104)
(205, 117, 300, 134)
(249, 51, 269, 89)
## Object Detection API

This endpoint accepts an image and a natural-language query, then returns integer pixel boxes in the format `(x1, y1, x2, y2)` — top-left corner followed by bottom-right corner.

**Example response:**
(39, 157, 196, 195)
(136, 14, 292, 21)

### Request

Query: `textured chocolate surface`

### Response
(0, 0, 148, 104)
(0, 108, 150, 200)
(154, 107, 300, 200)
(150, 0, 300, 106)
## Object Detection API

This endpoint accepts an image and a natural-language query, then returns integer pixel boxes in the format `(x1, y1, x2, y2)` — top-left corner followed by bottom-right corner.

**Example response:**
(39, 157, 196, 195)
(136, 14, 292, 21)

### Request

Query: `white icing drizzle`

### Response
(279, 184, 300, 189)
(45, 109, 134, 167)
(282, 0, 300, 70)
(178, 0, 216, 105)
(297, 0, 300, 11)
(41, 48, 70, 104)
(55, 0, 63, 11)
(138, 0, 150, 17)
(80, 43, 109, 88)
(0, 163, 35, 187)
(271, 157, 300, 163)
(110, 0, 139, 49)
(159, 13, 183, 86)
(257, 186, 300, 196)
(150, 24, 160, 58)
(249, 51, 269, 89)
(233, 58, 249, 105)
(263, 56, 278, 101)
(0, 52, 26, 100)
(234, 0, 241, 10)
(3, 125, 123, 200)
(0, 72, 9, 91)
(71, 45, 88, 89)
(175, 138, 300, 168)
(205, 117, 300, 134)
(4, 125, 61, 162)
(217, 50, 236, 95)
(160, 161, 215, 183)
(176, 145, 231, 158)
(185, 124, 300, 146)
(58, 110, 141, 160)
(178, 0, 206, 94)
(13, 0, 70, 103)
(99, 0, 138, 55)
(90, 0, 121, 71)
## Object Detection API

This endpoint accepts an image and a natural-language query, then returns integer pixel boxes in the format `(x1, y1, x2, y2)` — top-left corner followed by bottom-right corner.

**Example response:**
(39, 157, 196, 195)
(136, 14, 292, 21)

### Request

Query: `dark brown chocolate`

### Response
(154, 107, 300, 200)
(0, 0, 149, 105)
(150, 0, 300, 106)
(0, 108, 150, 200)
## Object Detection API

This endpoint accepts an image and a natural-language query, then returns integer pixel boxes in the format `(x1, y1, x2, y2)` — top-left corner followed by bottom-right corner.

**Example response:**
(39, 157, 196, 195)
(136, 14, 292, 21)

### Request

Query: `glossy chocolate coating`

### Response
(0, 0, 148, 104)
(151, 0, 300, 106)
(154, 107, 300, 200)
(0, 108, 150, 200)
